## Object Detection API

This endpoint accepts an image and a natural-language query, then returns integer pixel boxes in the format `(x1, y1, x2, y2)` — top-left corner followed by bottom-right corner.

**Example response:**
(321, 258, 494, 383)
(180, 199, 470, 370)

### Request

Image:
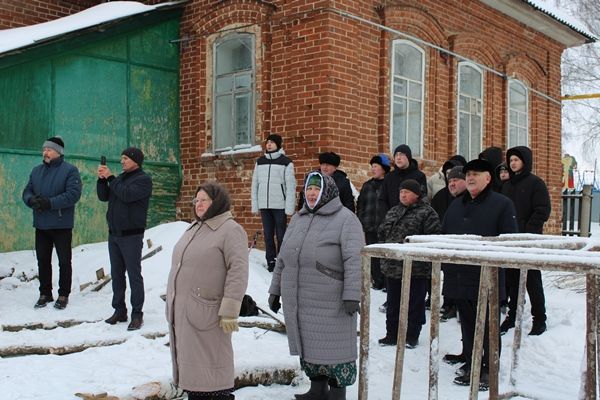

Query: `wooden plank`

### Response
(585, 274, 597, 399)
(469, 266, 490, 399)
(358, 255, 371, 400)
(509, 268, 528, 387)
(391, 258, 412, 400)
(488, 267, 500, 399)
(428, 261, 441, 400)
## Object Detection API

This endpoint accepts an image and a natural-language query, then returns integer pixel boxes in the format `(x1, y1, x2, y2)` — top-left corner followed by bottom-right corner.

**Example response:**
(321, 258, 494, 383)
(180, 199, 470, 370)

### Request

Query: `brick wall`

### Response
(176, 0, 569, 238)
(1, 0, 572, 238)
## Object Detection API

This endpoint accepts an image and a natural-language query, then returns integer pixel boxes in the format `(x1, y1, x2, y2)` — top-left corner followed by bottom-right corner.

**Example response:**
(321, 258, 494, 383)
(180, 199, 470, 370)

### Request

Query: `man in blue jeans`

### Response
(97, 147, 152, 330)
(23, 136, 82, 310)
(251, 134, 296, 272)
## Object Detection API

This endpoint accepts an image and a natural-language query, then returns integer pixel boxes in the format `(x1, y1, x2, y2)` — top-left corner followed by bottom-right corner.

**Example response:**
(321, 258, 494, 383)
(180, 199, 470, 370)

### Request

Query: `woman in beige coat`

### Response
(166, 182, 248, 400)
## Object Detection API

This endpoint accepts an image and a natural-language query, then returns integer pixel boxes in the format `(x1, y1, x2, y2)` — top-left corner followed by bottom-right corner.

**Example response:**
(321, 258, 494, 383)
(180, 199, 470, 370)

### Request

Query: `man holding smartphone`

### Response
(97, 147, 152, 330)
(23, 136, 82, 310)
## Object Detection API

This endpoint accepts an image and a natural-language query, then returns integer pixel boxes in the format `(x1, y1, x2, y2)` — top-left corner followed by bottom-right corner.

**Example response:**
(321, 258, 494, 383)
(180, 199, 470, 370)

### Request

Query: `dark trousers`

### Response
(505, 268, 546, 322)
(35, 228, 73, 297)
(260, 209, 287, 268)
(108, 233, 144, 314)
(365, 231, 384, 288)
(456, 299, 501, 370)
(386, 277, 428, 340)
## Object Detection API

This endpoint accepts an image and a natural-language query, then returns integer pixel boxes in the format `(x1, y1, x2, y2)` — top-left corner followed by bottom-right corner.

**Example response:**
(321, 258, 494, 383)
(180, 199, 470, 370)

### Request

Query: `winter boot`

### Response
(327, 386, 346, 400)
(440, 305, 457, 321)
(528, 319, 547, 336)
(405, 336, 418, 349)
(127, 312, 144, 331)
(443, 353, 466, 365)
(295, 376, 328, 400)
(500, 317, 515, 335)
(54, 296, 68, 310)
(378, 335, 397, 346)
(105, 310, 128, 325)
(34, 295, 54, 309)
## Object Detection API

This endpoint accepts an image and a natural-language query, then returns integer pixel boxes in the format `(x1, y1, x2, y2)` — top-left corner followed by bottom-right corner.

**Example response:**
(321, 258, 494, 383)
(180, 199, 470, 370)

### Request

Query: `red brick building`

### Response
(1, 0, 593, 237)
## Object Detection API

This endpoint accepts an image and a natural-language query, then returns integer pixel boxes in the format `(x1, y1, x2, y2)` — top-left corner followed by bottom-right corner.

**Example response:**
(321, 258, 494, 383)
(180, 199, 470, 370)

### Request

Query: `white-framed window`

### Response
(213, 33, 255, 152)
(390, 40, 425, 157)
(457, 62, 483, 160)
(508, 79, 529, 147)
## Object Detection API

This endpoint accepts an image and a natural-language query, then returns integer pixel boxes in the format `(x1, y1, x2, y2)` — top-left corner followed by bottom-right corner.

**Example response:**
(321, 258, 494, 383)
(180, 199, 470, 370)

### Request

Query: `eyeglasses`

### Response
(192, 198, 211, 205)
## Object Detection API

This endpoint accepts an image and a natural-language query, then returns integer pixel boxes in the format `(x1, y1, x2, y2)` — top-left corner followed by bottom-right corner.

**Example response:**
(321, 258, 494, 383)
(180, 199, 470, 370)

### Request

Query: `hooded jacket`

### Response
(269, 172, 364, 364)
(501, 146, 551, 234)
(479, 147, 504, 192)
(378, 158, 427, 221)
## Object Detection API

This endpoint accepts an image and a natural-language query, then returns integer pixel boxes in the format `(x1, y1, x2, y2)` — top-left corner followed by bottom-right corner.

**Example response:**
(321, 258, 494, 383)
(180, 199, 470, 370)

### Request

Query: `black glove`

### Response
(268, 294, 281, 313)
(29, 196, 42, 211)
(343, 300, 360, 316)
(38, 197, 51, 211)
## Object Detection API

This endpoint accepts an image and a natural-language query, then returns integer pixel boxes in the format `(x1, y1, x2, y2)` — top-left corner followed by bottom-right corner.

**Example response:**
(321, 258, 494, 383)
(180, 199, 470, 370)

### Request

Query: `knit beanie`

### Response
(43, 136, 65, 155)
(318, 151, 341, 167)
(393, 144, 412, 160)
(370, 154, 391, 173)
(399, 179, 421, 197)
(447, 165, 466, 181)
(121, 147, 144, 166)
(266, 134, 283, 150)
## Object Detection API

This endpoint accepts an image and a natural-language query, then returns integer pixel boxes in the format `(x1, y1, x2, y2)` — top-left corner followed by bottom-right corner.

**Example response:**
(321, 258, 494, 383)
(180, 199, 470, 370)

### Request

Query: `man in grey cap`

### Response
(97, 146, 152, 331)
(23, 136, 82, 310)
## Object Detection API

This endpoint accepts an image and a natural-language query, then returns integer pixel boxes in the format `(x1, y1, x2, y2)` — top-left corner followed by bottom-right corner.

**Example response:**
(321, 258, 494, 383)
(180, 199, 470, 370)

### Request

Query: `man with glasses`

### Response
(97, 147, 152, 331)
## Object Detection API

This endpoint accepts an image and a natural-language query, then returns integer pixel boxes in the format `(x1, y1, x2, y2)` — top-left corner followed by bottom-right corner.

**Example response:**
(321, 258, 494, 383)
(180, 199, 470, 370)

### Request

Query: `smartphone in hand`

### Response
(100, 156, 106, 165)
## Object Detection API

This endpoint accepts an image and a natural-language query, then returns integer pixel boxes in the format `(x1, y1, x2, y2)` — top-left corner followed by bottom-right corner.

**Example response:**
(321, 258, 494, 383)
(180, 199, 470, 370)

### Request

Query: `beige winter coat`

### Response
(166, 211, 249, 392)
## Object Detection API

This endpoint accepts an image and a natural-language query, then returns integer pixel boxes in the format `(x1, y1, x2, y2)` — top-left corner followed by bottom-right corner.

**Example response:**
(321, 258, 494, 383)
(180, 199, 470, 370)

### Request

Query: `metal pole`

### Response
(428, 261, 441, 400)
(581, 185, 593, 237)
(358, 255, 372, 400)
(469, 266, 491, 399)
(391, 258, 413, 400)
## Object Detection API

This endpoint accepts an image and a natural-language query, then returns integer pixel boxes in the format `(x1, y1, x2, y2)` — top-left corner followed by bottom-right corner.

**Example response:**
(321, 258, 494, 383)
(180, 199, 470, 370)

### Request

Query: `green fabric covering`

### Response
(300, 358, 357, 387)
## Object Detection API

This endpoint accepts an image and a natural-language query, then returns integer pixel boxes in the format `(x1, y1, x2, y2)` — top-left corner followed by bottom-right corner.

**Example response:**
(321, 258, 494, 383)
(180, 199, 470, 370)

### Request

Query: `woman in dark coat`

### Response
(268, 171, 365, 400)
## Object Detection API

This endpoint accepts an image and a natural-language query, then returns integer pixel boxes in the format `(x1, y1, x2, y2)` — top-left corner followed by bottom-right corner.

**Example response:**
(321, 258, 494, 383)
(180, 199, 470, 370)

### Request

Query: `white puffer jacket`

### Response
(251, 149, 296, 215)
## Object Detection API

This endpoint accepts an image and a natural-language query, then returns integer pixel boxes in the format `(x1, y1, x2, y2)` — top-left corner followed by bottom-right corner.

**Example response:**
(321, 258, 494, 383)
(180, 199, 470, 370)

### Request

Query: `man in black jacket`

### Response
(442, 159, 518, 389)
(377, 144, 427, 221)
(97, 147, 152, 331)
(357, 154, 391, 289)
(501, 146, 551, 336)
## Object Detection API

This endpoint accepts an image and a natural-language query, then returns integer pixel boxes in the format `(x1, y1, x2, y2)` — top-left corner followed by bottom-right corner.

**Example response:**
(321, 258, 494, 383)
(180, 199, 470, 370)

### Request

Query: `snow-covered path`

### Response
(0, 222, 597, 399)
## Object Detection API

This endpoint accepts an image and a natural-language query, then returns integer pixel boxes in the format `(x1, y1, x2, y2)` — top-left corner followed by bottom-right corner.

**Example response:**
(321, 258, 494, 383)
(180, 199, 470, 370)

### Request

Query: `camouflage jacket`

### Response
(377, 199, 441, 278)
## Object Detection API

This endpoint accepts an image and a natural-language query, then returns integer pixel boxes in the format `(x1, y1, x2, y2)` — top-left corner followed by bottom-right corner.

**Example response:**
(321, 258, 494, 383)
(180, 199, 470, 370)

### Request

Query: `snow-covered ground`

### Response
(1, 222, 599, 400)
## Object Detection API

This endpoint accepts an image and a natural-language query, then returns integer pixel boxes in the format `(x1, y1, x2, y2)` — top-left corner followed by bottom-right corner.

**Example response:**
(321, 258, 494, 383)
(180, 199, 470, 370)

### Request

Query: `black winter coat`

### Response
(441, 186, 518, 300)
(378, 199, 441, 278)
(502, 146, 551, 234)
(431, 187, 454, 220)
(356, 178, 384, 233)
(97, 168, 153, 236)
(377, 159, 427, 221)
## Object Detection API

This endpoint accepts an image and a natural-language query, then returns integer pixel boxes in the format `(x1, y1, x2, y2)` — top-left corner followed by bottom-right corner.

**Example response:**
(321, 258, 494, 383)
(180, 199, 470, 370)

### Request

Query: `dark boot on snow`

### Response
(327, 386, 346, 400)
(295, 376, 328, 400)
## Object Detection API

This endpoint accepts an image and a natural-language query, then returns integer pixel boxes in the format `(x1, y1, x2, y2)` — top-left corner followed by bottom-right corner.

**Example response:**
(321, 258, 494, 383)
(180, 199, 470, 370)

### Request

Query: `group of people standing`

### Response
(23, 136, 152, 331)
(22, 133, 552, 399)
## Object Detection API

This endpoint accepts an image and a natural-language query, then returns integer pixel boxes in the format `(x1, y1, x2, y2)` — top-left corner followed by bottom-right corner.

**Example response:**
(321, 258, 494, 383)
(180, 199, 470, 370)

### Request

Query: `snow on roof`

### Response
(524, 0, 594, 39)
(0, 1, 185, 55)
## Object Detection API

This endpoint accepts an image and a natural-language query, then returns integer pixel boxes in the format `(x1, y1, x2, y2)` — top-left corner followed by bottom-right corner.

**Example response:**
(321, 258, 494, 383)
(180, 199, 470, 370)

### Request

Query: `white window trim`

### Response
(212, 32, 256, 153)
(507, 79, 529, 148)
(389, 39, 425, 157)
(456, 62, 484, 160)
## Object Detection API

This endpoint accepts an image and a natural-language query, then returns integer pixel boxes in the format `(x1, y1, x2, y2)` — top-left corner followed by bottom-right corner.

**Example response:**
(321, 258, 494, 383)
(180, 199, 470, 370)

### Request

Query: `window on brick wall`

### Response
(390, 40, 424, 157)
(213, 33, 255, 152)
(508, 80, 529, 148)
(457, 62, 483, 160)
